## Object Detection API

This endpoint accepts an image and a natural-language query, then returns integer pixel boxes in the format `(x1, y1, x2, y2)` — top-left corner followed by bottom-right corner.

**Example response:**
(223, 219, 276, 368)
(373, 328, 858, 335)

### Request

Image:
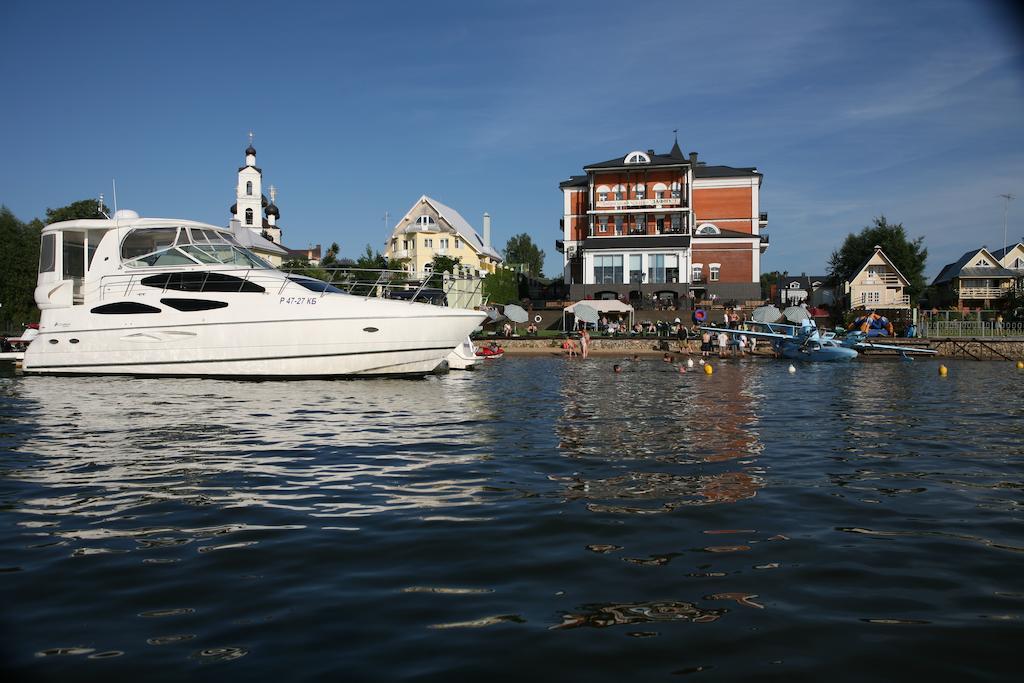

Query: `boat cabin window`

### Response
(141, 272, 266, 293)
(39, 234, 56, 273)
(121, 227, 270, 269)
(287, 276, 345, 294)
(91, 301, 162, 314)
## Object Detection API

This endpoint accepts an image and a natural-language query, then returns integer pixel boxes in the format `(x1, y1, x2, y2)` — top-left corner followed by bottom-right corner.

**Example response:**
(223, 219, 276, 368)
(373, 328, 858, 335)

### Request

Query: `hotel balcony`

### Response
(594, 196, 685, 210)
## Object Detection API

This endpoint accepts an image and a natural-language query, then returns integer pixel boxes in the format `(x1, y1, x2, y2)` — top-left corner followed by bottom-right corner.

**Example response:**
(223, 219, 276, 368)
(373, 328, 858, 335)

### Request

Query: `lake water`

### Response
(1, 356, 1022, 681)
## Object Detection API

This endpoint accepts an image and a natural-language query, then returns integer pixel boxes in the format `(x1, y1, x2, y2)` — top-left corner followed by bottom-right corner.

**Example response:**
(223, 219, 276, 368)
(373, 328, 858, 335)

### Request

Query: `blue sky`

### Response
(2, 0, 1022, 279)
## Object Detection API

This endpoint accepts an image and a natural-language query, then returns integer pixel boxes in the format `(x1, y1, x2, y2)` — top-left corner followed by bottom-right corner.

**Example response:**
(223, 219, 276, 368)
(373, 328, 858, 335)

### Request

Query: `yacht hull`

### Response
(23, 311, 485, 378)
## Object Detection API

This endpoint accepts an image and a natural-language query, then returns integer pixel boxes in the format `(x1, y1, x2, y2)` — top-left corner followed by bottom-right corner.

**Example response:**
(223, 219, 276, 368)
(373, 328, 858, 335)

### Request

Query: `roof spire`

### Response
(669, 129, 683, 159)
(269, 184, 277, 204)
(245, 130, 256, 157)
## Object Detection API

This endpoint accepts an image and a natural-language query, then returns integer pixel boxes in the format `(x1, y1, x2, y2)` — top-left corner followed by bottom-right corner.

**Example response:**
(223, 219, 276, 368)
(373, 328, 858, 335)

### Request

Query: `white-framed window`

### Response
(614, 216, 623, 235)
(402, 240, 409, 250)
(416, 215, 436, 228)
(425, 238, 433, 248)
(455, 238, 461, 249)
(634, 183, 645, 200)
(710, 263, 721, 281)
(598, 216, 608, 233)
(597, 185, 610, 202)
(635, 214, 646, 233)
(863, 291, 880, 304)
(1012, 257, 1024, 269)
(975, 258, 990, 267)
(624, 151, 651, 164)
(440, 238, 449, 249)
(594, 254, 623, 284)
(696, 223, 720, 235)
(246, 181, 253, 196)
(671, 181, 681, 198)
(629, 254, 642, 284)
(691, 265, 703, 283)
(790, 282, 801, 289)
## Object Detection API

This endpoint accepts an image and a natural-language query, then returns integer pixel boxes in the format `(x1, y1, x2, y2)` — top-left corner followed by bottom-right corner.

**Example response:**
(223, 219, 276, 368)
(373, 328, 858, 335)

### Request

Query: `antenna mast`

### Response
(999, 193, 1015, 256)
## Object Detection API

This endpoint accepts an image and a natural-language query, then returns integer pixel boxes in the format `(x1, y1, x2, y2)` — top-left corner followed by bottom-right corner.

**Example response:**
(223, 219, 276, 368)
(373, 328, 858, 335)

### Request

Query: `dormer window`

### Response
(624, 151, 651, 165)
(974, 258, 990, 267)
(416, 215, 436, 229)
(790, 282, 801, 289)
(695, 223, 720, 235)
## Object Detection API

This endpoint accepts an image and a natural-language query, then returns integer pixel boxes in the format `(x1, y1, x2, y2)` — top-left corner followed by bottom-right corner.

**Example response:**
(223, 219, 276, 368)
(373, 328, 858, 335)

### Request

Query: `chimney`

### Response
(483, 212, 491, 249)
(689, 152, 698, 166)
(647, 149, 655, 156)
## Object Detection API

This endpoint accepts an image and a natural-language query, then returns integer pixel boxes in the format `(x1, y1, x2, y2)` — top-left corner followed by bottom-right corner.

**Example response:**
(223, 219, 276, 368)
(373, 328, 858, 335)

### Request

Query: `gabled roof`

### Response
(559, 175, 589, 189)
(780, 275, 828, 289)
(989, 242, 1024, 260)
(394, 195, 503, 262)
(693, 164, 761, 178)
(849, 247, 910, 287)
(584, 150, 685, 170)
(932, 247, 1013, 285)
(231, 223, 288, 255)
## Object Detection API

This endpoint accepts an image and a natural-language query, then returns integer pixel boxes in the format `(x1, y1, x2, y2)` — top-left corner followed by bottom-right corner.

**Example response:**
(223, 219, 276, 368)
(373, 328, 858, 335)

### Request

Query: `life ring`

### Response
(692, 308, 707, 324)
(534, 315, 542, 323)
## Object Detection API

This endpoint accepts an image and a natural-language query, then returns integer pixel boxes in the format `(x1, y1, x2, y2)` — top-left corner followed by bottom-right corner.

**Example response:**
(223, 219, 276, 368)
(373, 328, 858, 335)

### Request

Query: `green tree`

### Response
(0, 207, 43, 332)
(321, 242, 340, 267)
(828, 216, 928, 303)
(482, 269, 519, 305)
(759, 270, 786, 300)
(502, 233, 545, 277)
(45, 198, 108, 224)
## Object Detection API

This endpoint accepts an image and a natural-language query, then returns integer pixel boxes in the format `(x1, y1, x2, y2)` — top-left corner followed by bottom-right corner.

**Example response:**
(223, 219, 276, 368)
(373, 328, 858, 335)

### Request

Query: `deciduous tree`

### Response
(827, 216, 928, 302)
(502, 233, 545, 277)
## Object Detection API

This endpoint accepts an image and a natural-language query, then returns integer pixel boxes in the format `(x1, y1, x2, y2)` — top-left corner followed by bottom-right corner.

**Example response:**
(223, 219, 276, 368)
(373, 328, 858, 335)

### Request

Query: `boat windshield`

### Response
(121, 226, 272, 269)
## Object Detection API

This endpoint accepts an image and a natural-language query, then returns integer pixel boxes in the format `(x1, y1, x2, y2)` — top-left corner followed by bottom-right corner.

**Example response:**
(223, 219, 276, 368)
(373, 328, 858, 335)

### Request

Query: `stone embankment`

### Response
(490, 337, 1024, 360)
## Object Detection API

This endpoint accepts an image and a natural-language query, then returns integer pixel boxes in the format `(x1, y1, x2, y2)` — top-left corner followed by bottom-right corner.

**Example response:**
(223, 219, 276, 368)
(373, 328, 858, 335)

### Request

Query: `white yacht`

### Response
(23, 211, 486, 377)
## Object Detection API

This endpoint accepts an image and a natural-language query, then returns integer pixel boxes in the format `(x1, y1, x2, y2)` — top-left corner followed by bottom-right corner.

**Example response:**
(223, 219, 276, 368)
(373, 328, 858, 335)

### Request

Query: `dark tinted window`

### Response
(39, 234, 55, 272)
(91, 302, 162, 314)
(287, 276, 344, 294)
(141, 272, 265, 293)
(160, 298, 229, 312)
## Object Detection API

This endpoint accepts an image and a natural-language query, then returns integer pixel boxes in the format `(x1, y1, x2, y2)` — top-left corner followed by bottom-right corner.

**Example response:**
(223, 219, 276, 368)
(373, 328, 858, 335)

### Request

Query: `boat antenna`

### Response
(112, 178, 119, 216)
(98, 192, 110, 219)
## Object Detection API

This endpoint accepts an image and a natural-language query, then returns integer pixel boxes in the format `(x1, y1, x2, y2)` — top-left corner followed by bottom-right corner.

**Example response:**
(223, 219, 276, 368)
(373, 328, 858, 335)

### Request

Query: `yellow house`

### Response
(845, 245, 911, 310)
(387, 196, 503, 277)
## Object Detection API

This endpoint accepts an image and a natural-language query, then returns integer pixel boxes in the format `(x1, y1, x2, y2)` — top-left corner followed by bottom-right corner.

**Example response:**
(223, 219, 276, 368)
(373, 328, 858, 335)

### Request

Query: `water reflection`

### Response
(552, 600, 728, 629)
(554, 361, 766, 511)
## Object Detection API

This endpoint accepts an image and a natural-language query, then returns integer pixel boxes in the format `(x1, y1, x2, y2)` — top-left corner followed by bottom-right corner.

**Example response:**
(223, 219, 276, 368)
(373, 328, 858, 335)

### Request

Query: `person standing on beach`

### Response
(580, 329, 590, 359)
(718, 331, 729, 357)
(701, 330, 712, 358)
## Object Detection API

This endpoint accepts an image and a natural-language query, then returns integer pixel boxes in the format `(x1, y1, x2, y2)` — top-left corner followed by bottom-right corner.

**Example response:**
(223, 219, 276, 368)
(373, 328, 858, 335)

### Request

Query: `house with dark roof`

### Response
(844, 246, 911, 310)
(778, 274, 832, 307)
(991, 242, 1024, 273)
(931, 246, 1019, 309)
(557, 136, 767, 307)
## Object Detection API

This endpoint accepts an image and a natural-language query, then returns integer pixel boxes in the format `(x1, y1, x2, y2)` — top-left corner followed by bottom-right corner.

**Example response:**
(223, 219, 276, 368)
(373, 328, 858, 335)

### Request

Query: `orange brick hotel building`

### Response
(557, 138, 768, 306)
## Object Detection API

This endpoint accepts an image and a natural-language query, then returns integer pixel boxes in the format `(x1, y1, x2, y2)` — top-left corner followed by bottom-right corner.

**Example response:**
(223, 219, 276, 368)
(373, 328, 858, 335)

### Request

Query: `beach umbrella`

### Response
(783, 305, 809, 324)
(503, 304, 529, 324)
(751, 305, 783, 323)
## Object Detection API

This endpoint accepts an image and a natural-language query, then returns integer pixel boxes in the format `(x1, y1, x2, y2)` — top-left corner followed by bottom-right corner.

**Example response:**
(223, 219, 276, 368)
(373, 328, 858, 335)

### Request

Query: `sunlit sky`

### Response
(2, 0, 1022, 278)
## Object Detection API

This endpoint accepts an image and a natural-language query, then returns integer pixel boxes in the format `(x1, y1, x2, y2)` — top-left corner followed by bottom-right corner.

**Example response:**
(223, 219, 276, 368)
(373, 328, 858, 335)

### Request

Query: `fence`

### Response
(920, 320, 1024, 338)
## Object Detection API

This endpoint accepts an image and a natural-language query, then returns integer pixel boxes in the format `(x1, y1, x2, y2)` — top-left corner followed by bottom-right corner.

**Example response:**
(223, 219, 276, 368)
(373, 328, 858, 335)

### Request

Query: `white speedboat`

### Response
(445, 337, 481, 370)
(22, 212, 485, 377)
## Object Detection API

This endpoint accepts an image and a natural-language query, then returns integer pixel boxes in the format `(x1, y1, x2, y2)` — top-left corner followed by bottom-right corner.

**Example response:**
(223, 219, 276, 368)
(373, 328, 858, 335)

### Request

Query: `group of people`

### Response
(562, 329, 591, 358)
(698, 329, 755, 358)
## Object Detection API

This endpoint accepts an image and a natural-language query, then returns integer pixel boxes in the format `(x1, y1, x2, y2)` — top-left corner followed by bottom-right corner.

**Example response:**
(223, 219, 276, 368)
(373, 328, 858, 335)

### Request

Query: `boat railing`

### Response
(96, 266, 484, 309)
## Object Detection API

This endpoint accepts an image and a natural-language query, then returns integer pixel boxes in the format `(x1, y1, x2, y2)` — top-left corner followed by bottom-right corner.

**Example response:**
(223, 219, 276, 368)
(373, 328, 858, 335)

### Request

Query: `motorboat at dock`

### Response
(22, 211, 486, 377)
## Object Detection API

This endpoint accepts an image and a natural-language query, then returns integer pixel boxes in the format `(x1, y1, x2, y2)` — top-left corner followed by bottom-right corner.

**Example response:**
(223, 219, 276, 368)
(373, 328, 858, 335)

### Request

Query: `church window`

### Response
(245, 208, 253, 225)
(246, 181, 253, 196)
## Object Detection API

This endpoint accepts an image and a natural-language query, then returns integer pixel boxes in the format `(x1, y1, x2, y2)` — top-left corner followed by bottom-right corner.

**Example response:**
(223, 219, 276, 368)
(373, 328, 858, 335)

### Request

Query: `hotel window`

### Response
(635, 184, 645, 200)
(455, 238, 461, 249)
(633, 215, 646, 234)
(245, 208, 253, 225)
(648, 254, 677, 284)
(710, 264, 720, 281)
(597, 185, 610, 202)
(598, 216, 608, 233)
(594, 254, 623, 284)
(629, 254, 642, 284)
(671, 182, 681, 199)
(614, 216, 623, 235)
(656, 215, 665, 233)
(246, 181, 253, 196)
(440, 238, 449, 249)
(671, 214, 682, 233)
(691, 265, 703, 283)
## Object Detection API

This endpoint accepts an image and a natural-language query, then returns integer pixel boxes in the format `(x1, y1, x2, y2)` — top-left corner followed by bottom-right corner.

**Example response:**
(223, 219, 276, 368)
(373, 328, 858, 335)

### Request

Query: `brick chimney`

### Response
(689, 152, 698, 166)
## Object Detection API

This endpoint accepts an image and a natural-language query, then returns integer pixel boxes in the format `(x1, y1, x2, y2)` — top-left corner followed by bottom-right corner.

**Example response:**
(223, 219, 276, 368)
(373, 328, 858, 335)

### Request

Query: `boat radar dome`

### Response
(113, 209, 140, 220)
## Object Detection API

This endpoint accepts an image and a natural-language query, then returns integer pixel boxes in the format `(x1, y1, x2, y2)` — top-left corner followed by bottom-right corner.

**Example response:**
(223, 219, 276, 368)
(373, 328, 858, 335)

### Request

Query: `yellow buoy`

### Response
(938, 364, 948, 377)
(704, 363, 713, 375)
(1017, 360, 1024, 370)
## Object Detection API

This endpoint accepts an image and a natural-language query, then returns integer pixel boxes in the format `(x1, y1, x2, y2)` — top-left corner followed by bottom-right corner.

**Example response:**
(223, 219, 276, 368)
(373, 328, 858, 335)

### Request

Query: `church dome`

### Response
(245, 144, 257, 156)
(230, 202, 237, 214)
(265, 203, 280, 219)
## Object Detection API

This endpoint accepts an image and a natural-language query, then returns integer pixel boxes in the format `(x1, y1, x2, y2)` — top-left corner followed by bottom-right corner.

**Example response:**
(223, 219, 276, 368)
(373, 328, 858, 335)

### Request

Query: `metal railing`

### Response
(96, 266, 484, 310)
(920, 320, 1024, 338)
